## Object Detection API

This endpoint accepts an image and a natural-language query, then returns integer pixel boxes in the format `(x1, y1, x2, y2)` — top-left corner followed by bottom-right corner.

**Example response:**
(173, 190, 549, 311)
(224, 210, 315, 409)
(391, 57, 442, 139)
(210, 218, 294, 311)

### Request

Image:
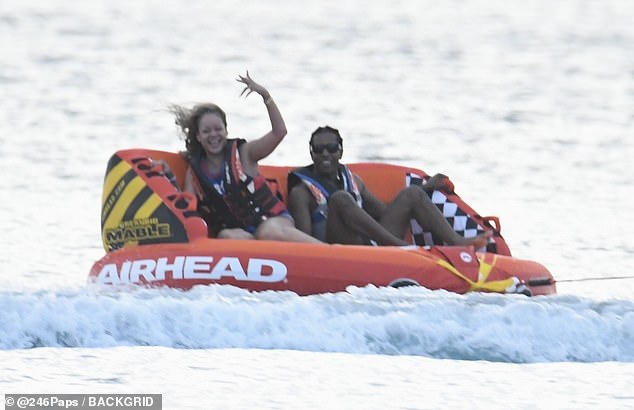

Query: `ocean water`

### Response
(1, 0, 633, 409)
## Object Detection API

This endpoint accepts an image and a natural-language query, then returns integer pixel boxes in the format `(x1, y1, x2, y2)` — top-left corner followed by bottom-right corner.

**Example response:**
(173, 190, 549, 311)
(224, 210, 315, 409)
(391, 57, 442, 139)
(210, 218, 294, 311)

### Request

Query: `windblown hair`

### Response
(310, 125, 343, 146)
(168, 103, 227, 157)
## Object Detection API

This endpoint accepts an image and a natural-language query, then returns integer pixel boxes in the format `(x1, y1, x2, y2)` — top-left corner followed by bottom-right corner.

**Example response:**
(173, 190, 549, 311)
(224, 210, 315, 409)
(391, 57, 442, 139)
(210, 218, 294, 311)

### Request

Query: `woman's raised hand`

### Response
(236, 71, 269, 99)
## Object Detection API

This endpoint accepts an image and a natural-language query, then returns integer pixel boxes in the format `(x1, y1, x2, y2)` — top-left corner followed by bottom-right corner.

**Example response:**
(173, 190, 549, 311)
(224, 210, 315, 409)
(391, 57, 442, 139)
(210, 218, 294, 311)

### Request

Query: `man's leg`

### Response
(326, 191, 408, 246)
(380, 186, 491, 248)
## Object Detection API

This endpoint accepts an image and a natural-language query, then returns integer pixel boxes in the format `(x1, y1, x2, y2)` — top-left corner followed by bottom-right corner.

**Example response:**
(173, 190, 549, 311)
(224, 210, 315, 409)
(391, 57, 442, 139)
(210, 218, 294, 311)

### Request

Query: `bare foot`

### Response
(466, 230, 493, 249)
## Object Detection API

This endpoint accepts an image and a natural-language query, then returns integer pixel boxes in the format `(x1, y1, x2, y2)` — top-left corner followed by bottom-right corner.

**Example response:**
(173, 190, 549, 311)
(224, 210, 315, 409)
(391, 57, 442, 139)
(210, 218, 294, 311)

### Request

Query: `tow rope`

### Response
(556, 275, 634, 283)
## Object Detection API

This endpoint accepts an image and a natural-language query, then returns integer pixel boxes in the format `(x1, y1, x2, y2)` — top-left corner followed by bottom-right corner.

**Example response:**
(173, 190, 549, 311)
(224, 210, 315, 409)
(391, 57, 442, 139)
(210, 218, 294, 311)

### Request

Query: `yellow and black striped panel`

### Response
(100, 153, 189, 252)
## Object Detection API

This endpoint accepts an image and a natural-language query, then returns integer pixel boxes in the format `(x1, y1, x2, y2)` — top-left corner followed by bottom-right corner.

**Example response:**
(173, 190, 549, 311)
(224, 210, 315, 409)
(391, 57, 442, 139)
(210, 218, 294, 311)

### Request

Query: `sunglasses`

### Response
(310, 143, 340, 154)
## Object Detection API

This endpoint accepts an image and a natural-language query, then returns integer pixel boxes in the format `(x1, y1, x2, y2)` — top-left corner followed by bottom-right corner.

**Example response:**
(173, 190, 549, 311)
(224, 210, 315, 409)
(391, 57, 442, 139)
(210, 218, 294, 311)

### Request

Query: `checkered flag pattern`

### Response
(406, 173, 497, 253)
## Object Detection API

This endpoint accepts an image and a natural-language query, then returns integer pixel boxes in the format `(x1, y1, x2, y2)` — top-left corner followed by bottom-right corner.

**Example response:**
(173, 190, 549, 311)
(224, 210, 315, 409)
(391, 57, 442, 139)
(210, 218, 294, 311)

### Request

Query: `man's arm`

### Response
(287, 184, 314, 235)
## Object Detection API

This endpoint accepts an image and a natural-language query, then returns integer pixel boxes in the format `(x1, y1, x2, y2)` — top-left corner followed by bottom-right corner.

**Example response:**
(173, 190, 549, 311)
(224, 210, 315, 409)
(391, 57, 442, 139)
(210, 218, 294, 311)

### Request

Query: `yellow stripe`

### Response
(477, 254, 496, 282)
(133, 193, 163, 220)
(436, 256, 516, 293)
(437, 259, 474, 286)
(123, 194, 165, 248)
(473, 277, 517, 293)
(102, 160, 132, 207)
(103, 176, 146, 231)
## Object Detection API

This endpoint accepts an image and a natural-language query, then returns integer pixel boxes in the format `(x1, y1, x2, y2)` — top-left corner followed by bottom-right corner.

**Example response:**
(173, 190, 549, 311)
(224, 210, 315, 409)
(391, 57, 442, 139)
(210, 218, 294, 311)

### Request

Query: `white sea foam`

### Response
(1, 285, 631, 363)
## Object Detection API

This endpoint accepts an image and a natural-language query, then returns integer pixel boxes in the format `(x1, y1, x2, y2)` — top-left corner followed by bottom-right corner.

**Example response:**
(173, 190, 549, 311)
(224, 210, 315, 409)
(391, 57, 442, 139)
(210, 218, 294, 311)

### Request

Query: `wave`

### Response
(1, 285, 632, 363)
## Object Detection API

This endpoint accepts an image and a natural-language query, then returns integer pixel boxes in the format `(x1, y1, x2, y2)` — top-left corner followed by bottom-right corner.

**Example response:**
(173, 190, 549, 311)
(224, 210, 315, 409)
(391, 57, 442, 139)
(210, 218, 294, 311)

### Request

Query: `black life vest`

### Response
(288, 164, 362, 241)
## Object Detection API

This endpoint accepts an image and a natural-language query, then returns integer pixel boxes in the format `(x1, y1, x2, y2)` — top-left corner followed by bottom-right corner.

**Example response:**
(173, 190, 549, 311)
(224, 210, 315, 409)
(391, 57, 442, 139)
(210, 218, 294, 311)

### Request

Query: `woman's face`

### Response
(197, 112, 228, 155)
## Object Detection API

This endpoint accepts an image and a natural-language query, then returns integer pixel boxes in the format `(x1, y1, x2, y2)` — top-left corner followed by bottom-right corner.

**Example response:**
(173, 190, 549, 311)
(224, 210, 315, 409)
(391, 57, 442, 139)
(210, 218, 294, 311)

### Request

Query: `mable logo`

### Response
(104, 217, 171, 245)
(96, 256, 288, 284)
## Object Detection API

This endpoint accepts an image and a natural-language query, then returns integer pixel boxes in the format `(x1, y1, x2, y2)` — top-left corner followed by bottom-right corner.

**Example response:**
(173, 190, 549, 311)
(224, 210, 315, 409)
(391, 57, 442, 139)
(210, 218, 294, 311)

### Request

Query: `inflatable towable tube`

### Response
(90, 149, 556, 296)
(100, 150, 207, 251)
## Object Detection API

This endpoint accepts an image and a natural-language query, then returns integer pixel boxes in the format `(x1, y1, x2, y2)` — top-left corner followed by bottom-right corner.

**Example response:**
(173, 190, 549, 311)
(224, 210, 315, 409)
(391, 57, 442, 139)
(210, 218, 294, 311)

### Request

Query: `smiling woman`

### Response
(167, 72, 322, 244)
